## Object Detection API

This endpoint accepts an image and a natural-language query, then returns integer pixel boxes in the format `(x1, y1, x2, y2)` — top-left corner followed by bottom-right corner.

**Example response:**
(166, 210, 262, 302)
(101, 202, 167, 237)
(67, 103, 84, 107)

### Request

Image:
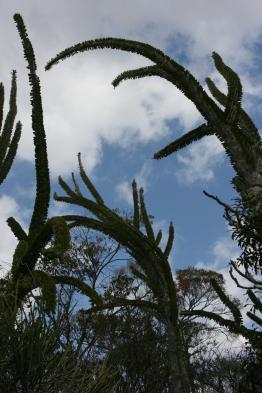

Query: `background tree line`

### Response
(0, 13, 261, 392)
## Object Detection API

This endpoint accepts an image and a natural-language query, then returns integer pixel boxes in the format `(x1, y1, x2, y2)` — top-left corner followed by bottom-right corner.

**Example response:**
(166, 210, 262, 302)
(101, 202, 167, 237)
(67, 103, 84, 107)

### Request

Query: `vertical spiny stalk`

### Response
(14, 14, 50, 238)
(132, 179, 140, 229)
(155, 229, 162, 246)
(0, 83, 4, 130)
(164, 222, 175, 258)
(139, 188, 155, 241)
(211, 52, 242, 126)
(77, 152, 104, 204)
(0, 121, 22, 185)
(0, 71, 17, 165)
(164, 222, 174, 258)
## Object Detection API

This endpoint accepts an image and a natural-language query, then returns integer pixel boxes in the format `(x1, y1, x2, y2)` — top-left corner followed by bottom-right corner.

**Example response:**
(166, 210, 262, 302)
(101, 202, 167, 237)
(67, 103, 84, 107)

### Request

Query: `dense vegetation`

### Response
(0, 13, 261, 392)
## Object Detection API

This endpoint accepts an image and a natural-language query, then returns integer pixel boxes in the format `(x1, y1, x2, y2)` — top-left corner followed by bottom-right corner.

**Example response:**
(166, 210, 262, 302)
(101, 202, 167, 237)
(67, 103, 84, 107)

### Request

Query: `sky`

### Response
(0, 0, 262, 322)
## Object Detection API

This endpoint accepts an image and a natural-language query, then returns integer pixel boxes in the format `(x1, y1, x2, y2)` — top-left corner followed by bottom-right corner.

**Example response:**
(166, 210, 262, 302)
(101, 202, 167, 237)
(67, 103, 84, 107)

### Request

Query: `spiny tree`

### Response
(50, 153, 262, 393)
(0, 70, 22, 186)
(38, 224, 246, 392)
(200, 190, 262, 365)
(53, 160, 191, 393)
(45, 35, 262, 258)
(0, 14, 102, 327)
(44, 32, 262, 359)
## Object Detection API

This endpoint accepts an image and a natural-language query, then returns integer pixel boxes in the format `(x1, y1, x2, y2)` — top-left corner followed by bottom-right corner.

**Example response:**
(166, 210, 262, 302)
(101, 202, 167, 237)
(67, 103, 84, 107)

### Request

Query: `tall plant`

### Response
(46, 35, 262, 266)
(44, 32, 262, 390)
(0, 70, 22, 186)
(50, 154, 262, 392)
(0, 14, 101, 324)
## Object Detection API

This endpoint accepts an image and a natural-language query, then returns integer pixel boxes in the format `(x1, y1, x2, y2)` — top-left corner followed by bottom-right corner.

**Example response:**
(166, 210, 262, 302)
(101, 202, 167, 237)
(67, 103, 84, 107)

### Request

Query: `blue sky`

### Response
(0, 0, 262, 313)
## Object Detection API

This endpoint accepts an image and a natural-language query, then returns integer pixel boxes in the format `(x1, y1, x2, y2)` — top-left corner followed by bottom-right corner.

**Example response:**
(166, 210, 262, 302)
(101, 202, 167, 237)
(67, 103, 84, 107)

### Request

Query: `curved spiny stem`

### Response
(46, 37, 170, 71)
(164, 222, 174, 258)
(0, 71, 17, 165)
(112, 65, 161, 88)
(0, 72, 22, 186)
(206, 76, 261, 155)
(6, 217, 28, 241)
(181, 309, 256, 340)
(14, 14, 50, 237)
(56, 175, 119, 224)
(51, 275, 103, 306)
(79, 297, 164, 320)
(71, 172, 82, 196)
(210, 53, 258, 170)
(139, 188, 155, 241)
(15, 217, 68, 276)
(212, 52, 243, 125)
(155, 229, 162, 246)
(45, 36, 224, 126)
(78, 152, 104, 204)
(205, 77, 227, 107)
(154, 123, 213, 159)
(210, 278, 242, 325)
(0, 121, 22, 184)
(56, 161, 176, 300)
(61, 214, 165, 297)
(58, 175, 78, 199)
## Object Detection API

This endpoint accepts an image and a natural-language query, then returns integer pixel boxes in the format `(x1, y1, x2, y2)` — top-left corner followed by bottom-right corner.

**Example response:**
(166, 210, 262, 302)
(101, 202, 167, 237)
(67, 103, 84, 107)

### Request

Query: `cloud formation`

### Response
(116, 160, 153, 205)
(175, 135, 225, 184)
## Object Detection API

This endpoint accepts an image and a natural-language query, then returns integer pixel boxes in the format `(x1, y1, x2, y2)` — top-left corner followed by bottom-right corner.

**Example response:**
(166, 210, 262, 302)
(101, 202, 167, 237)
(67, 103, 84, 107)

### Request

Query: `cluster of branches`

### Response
(0, 12, 261, 393)
(0, 228, 251, 392)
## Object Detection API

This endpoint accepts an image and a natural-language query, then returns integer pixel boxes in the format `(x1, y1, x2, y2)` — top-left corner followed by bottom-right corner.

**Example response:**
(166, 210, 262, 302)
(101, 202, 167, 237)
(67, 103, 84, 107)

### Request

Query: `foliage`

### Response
(0, 295, 118, 392)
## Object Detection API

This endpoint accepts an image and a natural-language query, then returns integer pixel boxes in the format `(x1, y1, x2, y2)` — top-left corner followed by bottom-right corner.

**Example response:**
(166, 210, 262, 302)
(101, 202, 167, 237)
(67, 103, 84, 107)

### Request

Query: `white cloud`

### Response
(175, 135, 225, 185)
(0, 0, 261, 181)
(116, 181, 133, 206)
(115, 160, 153, 205)
(211, 237, 242, 268)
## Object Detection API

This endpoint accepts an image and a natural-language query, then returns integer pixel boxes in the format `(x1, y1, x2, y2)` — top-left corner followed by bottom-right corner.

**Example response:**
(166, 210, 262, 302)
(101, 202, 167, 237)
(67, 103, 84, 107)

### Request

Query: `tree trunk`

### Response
(166, 319, 192, 393)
